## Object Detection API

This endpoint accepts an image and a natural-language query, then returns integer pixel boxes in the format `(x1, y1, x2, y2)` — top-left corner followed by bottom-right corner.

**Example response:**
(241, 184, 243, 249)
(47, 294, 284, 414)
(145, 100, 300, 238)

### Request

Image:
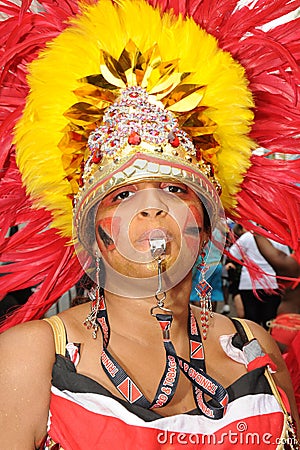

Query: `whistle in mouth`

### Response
(149, 229, 167, 259)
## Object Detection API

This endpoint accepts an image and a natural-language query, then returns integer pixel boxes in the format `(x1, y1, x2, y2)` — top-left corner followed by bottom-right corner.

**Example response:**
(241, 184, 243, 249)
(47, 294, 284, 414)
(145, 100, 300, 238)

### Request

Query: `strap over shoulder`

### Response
(231, 318, 292, 418)
(231, 317, 255, 344)
(43, 316, 67, 356)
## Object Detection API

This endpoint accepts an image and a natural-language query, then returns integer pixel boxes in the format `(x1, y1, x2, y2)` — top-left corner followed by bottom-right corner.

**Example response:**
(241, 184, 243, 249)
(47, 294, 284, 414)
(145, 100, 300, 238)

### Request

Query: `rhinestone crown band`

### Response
(84, 86, 198, 179)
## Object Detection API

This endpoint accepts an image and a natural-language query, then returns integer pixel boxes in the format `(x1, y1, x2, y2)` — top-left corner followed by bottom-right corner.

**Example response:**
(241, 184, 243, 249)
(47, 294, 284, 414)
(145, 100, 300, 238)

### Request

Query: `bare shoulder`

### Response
(210, 315, 288, 370)
(0, 320, 56, 449)
(242, 319, 284, 359)
(59, 301, 89, 323)
(0, 319, 56, 367)
(0, 320, 55, 345)
(191, 306, 237, 336)
(58, 301, 91, 341)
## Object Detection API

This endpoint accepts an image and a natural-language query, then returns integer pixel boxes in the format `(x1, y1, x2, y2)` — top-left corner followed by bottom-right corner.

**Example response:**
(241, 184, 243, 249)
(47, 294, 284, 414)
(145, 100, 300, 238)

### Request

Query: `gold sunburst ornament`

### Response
(14, 0, 255, 241)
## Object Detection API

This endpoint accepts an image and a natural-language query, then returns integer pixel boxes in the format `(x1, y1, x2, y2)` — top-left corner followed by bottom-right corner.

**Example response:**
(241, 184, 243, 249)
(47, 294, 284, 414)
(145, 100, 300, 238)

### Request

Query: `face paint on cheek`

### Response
(97, 224, 115, 250)
(96, 218, 113, 251)
(188, 204, 204, 227)
(96, 215, 122, 251)
(182, 204, 203, 250)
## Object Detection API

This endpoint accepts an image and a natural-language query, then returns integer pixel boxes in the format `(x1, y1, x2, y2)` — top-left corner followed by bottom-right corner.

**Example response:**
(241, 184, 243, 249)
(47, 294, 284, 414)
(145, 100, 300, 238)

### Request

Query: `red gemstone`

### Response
(168, 132, 180, 148)
(128, 131, 141, 145)
(92, 154, 102, 164)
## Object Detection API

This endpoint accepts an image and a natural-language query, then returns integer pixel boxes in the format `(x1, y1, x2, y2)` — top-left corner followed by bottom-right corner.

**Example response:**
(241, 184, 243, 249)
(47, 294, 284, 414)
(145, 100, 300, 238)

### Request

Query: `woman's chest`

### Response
(72, 331, 248, 417)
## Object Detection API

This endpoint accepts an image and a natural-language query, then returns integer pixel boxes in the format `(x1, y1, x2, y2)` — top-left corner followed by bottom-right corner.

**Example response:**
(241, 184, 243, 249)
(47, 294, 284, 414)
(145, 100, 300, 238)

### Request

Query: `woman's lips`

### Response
(136, 228, 172, 244)
(134, 229, 173, 255)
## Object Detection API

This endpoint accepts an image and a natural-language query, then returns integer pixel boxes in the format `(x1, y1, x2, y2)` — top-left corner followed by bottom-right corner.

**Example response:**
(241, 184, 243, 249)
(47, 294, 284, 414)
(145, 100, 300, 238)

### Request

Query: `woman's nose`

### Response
(136, 189, 169, 219)
(139, 208, 167, 218)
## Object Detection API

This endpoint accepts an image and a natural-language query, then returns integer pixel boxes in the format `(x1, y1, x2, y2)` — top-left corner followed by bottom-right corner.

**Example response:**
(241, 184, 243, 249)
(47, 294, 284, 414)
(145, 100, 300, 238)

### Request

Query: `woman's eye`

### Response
(163, 185, 188, 194)
(113, 190, 134, 201)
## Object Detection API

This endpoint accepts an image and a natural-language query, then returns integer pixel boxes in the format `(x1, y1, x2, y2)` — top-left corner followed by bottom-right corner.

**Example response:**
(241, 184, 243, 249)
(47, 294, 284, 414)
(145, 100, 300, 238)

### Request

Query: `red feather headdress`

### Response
(0, 0, 300, 332)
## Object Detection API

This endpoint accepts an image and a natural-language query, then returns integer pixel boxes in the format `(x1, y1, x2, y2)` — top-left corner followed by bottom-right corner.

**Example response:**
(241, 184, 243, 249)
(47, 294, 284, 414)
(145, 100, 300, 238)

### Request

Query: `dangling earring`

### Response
(83, 253, 101, 339)
(195, 251, 213, 340)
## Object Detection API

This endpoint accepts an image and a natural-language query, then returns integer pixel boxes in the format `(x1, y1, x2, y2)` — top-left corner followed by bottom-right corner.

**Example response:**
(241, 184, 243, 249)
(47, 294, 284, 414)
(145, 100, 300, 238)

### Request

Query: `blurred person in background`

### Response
(254, 233, 300, 415)
(228, 230, 290, 329)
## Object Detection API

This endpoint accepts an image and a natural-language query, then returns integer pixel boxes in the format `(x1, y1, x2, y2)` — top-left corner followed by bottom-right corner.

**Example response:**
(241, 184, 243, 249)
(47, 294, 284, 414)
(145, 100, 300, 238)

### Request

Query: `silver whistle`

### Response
(149, 229, 167, 259)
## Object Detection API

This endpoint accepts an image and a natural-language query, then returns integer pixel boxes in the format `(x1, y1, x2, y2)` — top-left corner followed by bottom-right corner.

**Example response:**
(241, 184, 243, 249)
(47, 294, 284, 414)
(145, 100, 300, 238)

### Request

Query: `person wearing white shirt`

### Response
(229, 231, 290, 328)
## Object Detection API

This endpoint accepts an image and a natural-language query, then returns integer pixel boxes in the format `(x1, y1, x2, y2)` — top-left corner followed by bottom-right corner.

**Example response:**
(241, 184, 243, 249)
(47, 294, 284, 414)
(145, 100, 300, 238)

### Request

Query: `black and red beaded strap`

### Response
(97, 297, 228, 418)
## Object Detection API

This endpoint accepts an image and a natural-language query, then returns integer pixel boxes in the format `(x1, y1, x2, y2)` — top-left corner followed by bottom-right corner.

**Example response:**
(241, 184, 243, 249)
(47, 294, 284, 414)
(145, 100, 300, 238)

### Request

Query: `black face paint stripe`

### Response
(98, 225, 114, 248)
(184, 226, 202, 236)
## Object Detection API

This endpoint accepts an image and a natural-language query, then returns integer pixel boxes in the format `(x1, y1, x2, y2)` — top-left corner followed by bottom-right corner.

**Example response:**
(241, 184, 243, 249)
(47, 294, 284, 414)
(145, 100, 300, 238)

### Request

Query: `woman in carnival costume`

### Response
(0, 0, 300, 448)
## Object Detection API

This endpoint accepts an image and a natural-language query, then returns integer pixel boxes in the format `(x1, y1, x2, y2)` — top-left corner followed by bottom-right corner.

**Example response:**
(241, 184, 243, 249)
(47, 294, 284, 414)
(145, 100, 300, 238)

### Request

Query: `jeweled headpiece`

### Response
(1, 0, 300, 329)
(84, 85, 211, 184)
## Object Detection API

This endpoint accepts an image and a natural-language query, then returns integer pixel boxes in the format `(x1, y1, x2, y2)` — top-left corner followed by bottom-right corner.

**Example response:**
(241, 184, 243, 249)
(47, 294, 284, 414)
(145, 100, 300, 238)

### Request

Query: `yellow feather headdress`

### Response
(14, 0, 255, 244)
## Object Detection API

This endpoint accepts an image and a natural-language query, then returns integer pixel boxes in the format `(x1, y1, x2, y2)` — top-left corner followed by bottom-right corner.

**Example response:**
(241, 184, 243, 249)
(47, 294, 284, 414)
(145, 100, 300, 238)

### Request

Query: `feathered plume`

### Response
(1, 0, 300, 332)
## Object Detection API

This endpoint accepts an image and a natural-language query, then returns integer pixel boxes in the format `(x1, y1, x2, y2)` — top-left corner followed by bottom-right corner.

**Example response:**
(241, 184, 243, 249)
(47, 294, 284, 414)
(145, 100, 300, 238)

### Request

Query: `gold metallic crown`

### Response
(78, 84, 221, 192)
